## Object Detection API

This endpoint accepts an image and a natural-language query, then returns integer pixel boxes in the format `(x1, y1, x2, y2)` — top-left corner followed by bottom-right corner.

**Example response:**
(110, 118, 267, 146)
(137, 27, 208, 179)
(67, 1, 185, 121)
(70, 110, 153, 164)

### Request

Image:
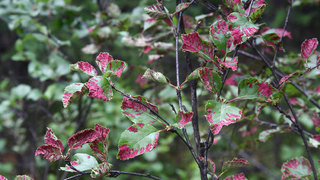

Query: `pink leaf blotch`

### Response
(76, 61, 97, 76)
(96, 52, 114, 74)
(199, 68, 222, 93)
(118, 132, 159, 160)
(217, 57, 238, 71)
(182, 32, 214, 61)
(301, 38, 318, 61)
(87, 76, 113, 101)
(0, 175, 7, 180)
(205, 100, 242, 135)
(121, 96, 158, 118)
(35, 128, 64, 162)
(68, 129, 98, 150)
(89, 124, 110, 162)
(62, 83, 87, 108)
(225, 173, 247, 180)
(177, 111, 193, 128)
(106, 60, 126, 78)
(281, 157, 312, 180)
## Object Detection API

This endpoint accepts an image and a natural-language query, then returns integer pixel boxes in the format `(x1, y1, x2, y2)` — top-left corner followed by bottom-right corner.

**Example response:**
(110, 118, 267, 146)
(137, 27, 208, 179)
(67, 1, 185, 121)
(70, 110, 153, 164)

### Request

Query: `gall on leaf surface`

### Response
(60, 153, 99, 172)
(144, 4, 167, 19)
(68, 129, 98, 150)
(174, 111, 193, 128)
(236, 78, 280, 103)
(222, 158, 249, 172)
(142, 68, 170, 85)
(182, 32, 214, 61)
(217, 57, 238, 71)
(62, 83, 87, 108)
(224, 173, 247, 180)
(70, 61, 97, 76)
(35, 128, 64, 162)
(281, 157, 312, 180)
(91, 162, 112, 178)
(199, 68, 222, 94)
(103, 60, 126, 78)
(87, 76, 113, 101)
(121, 96, 160, 125)
(205, 100, 242, 135)
(117, 123, 160, 160)
(301, 38, 318, 61)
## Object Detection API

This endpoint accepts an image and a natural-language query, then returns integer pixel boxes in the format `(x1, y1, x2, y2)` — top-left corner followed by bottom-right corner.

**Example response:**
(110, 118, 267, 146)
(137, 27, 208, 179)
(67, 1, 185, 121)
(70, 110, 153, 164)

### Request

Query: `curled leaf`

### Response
(62, 83, 87, 108)
(175, 111, 193, 128)
(142, 69, 170, 85)
(87, 76, 113, 101)
(199, 68, 222, 94)
(96, 52, 114, 74)
(70, 61, 97, 76)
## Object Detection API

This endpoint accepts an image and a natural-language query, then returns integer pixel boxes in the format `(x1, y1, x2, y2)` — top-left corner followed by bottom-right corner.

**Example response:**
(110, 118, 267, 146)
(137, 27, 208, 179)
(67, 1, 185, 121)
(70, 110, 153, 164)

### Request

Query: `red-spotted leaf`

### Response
(222, 158, 249, 171)
(210, 19, 230, 54)
(237, 78, 280, 103)
(199, 157, 216, 173)
(182, 32, 215, 61)
(35, 128, 64, 162)
(44, 128, 64, 150)
(281, 157, 312, 180)
(90, 162, 112, 178)
(14, 175, 33, 180)
(89, 124, 110, 162)
(142, 69, 170, 85)
(259, 128, 283, 142)
(68, 129, 98, 150)
(224, 173, 247, 180)
(205, 100, 242, 135)
(301, 38, 318, 61)
(121, 96, 160, 125)
(87, 76, 113, 101)
(35, 145, 64, 162)
(60, 153, 98, 172)
(117, 123, 160, 160)
(199, 68, 222, 94)
(225, 0, 244, 14)
(62, 83, 87, 108)
(0, 175, 7, 180)
(217, 57, 238, 71)
(103, 60, 126, 78)
(175, 111, 193, 128)
(143, 18, 158, 31)
(96, 52, 114, 74)
(70, 61, 97, 76)
(144, 4, 167, 19)
(172, 2, 191, 16)
(227, 12, 258, 50)
(311, 111, 320, 127)
(262, 32, 281, 50)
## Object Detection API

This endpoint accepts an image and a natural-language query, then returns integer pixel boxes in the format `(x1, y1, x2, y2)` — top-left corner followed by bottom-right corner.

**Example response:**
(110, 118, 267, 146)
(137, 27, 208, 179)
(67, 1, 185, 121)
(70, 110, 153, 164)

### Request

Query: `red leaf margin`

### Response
(68, 129, 98, 150)
(225, 173, 247, 180)
(177, 111, 193, 128)
(281, 157, 312, 180)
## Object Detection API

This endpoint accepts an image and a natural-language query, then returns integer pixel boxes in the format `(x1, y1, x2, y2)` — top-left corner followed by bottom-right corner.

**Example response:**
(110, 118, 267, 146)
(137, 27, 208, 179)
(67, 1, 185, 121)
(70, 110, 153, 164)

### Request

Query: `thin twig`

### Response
(271, 0, 292, 69)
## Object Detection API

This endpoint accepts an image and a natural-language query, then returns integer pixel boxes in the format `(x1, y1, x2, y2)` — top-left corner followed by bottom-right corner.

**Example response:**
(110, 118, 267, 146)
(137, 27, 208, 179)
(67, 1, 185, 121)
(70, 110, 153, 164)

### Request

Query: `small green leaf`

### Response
(60, 153, 99, 172)
(142, 69, 170, 85)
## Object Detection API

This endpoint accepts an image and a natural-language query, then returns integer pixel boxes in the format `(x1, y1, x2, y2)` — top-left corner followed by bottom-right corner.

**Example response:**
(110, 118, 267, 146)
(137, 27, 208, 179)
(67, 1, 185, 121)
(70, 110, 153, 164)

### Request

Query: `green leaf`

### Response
(103, 60, 126, 78)
(60, 153, 99, 172)
(87, 76, 113, 101)
(62, 83, 88, 108)
(199, 68, 222, 94)
(205, 100, 242, 135)
(237, 78, 280, 103)
(142, 68, 170, 85)
(258, 127, 283, 142)
(172, 3, 191, 16)
(121, 96, 160, 125)
(249, 4, 266, 23)
(11, 84, 31, 100)
(118, 123, 160, 160)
